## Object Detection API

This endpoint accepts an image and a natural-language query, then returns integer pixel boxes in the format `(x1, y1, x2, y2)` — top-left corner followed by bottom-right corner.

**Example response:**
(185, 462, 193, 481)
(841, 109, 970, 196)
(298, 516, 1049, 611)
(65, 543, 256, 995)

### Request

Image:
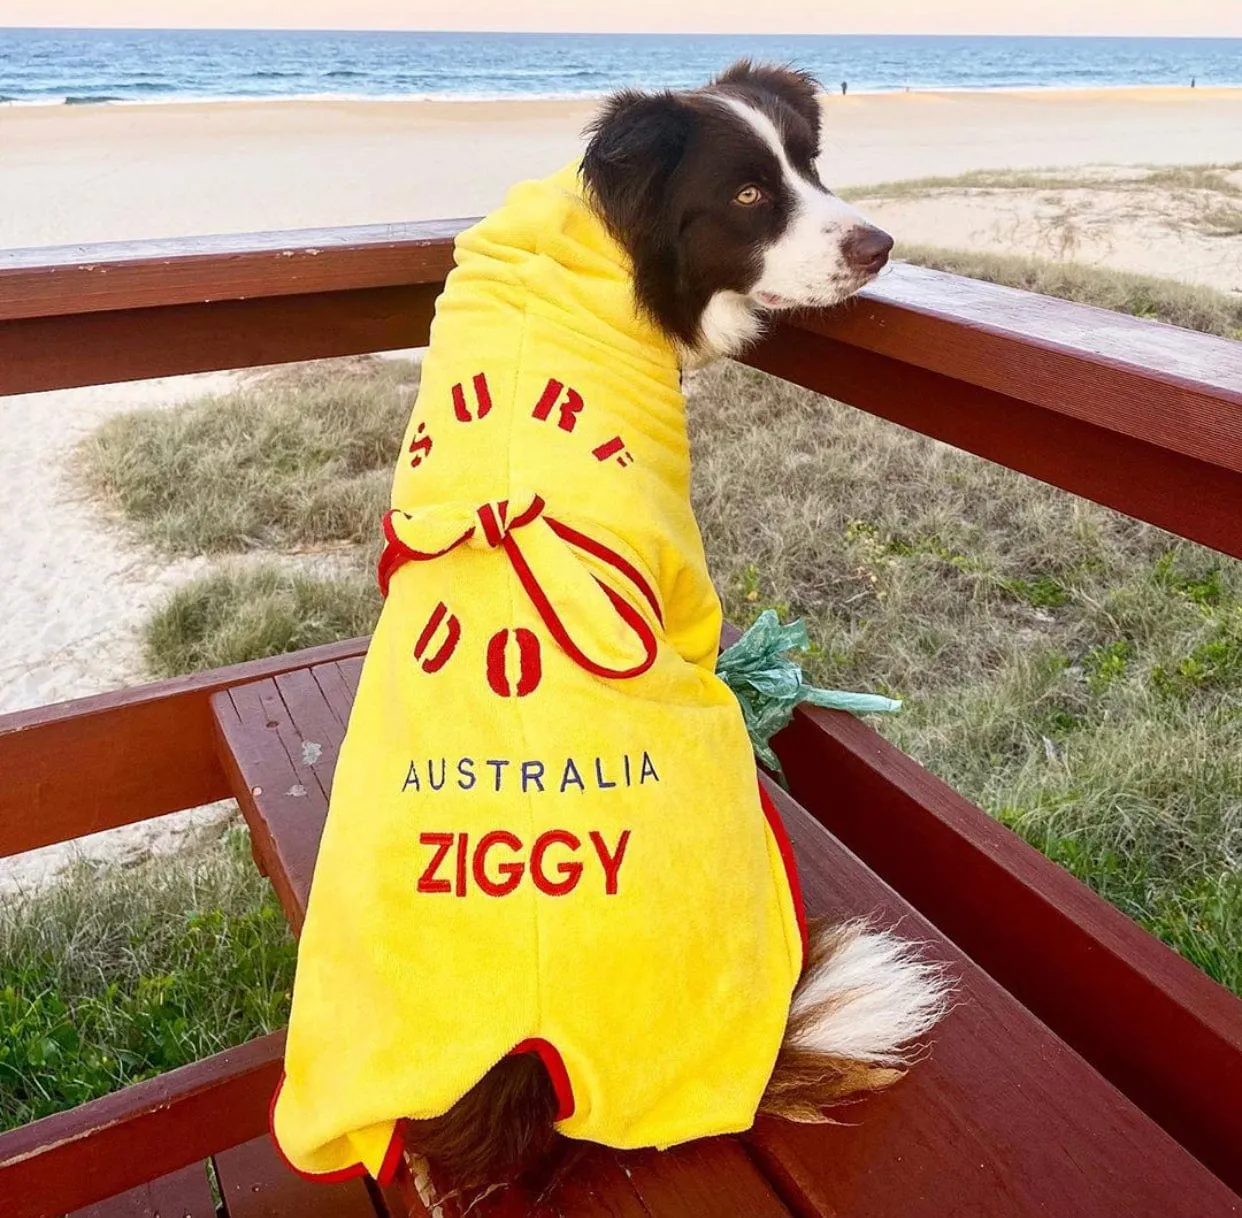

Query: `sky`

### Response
(3, 0, 1241, 37)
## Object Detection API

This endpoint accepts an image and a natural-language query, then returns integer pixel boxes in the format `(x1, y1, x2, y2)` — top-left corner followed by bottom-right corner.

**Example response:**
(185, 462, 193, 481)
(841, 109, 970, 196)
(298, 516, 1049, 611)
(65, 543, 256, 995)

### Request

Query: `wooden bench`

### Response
(210, 654, 1241, 1218)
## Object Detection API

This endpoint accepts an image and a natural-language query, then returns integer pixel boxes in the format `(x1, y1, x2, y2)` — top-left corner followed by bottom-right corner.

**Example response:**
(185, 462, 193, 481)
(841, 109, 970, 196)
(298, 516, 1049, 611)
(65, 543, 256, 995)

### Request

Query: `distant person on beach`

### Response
(841, 80, 848, 95)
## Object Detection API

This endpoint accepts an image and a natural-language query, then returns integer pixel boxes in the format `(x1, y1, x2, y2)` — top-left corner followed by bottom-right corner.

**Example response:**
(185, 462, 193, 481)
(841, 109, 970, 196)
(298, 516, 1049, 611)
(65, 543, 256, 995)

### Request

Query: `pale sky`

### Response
(3, 0, 1241, 37)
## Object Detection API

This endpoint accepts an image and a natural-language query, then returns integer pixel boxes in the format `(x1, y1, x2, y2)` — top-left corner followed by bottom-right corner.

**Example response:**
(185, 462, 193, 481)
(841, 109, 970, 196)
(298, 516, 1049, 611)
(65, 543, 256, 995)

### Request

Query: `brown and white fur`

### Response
(401, 61, 948, 1200)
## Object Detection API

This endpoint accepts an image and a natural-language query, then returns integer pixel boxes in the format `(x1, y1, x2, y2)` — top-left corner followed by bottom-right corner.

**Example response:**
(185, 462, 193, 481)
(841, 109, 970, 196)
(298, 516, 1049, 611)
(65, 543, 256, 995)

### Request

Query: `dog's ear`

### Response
(581, 90, 692, 244)
(715, 59, 823, 140)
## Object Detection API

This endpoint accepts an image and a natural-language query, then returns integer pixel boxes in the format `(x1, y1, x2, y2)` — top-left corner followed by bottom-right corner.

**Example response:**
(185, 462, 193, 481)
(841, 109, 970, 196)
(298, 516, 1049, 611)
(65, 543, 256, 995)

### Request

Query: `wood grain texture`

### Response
(799, 262, 1242, 471)
(0, 637, 369, 860)
(66, 1163, 216, 1218)
(746, 780, 1241, 1218)
(0, 220, 471, 322)
(1, 284, 441, 396)
(214, 1136, 382, 1218)
(0, 1033, 284, 1218)
(773, 704, 1242, 1196)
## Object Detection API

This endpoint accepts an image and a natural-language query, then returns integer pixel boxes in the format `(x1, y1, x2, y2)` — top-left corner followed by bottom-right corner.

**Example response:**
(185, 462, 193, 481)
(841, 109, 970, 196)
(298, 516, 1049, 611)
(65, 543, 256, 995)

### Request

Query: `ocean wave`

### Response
(63, 94, 125, 105)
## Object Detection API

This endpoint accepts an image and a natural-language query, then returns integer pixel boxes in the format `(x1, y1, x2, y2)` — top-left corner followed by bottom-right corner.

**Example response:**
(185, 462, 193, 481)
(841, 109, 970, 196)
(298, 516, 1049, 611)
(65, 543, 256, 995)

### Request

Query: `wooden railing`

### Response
(1, 224, 1241, 1209)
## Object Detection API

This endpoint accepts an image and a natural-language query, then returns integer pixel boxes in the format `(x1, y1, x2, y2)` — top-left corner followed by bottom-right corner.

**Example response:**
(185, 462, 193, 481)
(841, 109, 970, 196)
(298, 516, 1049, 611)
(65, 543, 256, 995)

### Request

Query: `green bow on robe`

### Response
(716, 609, 902, 778)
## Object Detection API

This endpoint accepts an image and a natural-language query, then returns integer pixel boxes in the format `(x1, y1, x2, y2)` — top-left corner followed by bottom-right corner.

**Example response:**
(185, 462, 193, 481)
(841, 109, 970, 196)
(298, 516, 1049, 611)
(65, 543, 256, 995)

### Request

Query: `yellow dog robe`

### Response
(271, 161, 807, 1184)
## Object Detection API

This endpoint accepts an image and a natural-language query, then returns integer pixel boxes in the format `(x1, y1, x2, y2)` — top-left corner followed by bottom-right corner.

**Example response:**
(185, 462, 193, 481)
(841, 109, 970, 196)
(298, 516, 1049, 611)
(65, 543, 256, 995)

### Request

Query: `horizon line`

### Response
(4, 25, 1242, 40)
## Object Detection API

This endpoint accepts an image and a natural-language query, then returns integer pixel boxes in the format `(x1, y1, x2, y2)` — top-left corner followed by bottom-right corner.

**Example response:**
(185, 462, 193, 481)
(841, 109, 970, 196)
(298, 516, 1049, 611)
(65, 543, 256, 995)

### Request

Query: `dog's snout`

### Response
(841, 225, 894, 273)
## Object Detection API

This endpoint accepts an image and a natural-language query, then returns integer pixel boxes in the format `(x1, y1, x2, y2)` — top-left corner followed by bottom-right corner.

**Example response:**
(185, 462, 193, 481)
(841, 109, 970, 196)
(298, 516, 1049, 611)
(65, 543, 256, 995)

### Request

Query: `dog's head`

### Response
(582, 60, 891, 361)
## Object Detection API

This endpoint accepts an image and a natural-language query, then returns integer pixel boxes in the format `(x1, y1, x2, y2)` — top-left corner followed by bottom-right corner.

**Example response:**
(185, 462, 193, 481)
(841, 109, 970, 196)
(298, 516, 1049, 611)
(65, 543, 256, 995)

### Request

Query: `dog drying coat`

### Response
(271, 162, 807, 1183)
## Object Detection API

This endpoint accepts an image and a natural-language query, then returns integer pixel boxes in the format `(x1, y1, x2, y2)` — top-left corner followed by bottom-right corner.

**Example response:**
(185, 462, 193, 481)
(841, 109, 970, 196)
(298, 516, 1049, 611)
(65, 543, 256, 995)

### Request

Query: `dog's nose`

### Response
(841, 225, 894, 274)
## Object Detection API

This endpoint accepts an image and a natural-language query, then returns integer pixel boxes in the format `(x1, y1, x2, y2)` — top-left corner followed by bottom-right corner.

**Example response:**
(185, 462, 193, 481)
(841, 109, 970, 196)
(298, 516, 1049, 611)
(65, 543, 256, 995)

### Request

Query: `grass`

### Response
(897, 245, 1242, 338)
(143, 560, 381, 677)
(78, 357, 418, 556)
(0, 829, 295, 1130)
(689, 359, 1241, 995)
(839, 162, 1242, 203)
(1199, 205, 1242, 238)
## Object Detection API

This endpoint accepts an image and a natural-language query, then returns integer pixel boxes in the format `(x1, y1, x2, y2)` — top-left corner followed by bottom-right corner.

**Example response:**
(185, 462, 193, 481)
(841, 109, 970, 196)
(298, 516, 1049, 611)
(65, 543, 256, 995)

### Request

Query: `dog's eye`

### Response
(734, 185, 764, 206)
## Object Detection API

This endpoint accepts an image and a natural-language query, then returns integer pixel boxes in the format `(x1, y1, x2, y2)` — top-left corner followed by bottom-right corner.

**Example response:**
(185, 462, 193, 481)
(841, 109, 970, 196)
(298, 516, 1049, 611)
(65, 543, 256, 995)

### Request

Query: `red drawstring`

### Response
(378, 499, 663, 682)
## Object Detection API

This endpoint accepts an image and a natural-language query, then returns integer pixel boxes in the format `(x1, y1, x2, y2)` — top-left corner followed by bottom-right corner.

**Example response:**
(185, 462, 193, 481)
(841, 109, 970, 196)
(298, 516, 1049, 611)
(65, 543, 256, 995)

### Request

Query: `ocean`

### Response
(1, 28, 1241, 107)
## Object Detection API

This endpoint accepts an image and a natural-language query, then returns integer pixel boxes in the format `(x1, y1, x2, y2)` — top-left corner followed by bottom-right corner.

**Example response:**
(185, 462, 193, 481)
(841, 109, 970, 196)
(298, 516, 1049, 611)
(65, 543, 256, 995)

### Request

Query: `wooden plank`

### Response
(0, 636, 369, 860)
(212, 684, 326, 935)
(67, 1163, 216, 1218)
(0, 219, 470, 322)
(0, 1033, 284, 1218)
(746, 780, 1242, 1217)
(0, 284, 440, 396)
(772, 704, 1242, 1196)
(745, 325, 1242, 564)
(796, 262, 1242, 472)
(213, 1135, 381, 1218)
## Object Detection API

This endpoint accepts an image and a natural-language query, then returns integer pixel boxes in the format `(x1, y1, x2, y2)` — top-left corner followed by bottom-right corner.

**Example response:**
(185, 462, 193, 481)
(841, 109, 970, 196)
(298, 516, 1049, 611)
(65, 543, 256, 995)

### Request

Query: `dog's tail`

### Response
(759, 916, 952, 1121)
(403, 918, 949, 1196)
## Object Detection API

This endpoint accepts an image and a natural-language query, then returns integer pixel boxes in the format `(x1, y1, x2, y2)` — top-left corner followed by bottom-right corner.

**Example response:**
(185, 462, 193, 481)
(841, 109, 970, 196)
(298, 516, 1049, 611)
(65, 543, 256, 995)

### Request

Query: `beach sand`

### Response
(3, 87, 1242, 247)
(2, 87, 1240, 889)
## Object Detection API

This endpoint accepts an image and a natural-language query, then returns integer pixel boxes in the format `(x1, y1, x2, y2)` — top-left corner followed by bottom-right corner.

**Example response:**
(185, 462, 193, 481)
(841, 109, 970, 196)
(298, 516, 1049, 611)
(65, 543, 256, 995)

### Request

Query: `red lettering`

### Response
(486, 627, 543, 697)
(452, 373, 493, 422)
(414, 601, 462, 674)
(417, 832, 454, 894)
(455, 831, 468, 897)
(408, 421, 433, 468)
(532, 378, 563, 422)
(531, 378, 584, 433)
(530, 830, 583, 896)
(473, 830, 525, 896)
(589, 830, 631, 895)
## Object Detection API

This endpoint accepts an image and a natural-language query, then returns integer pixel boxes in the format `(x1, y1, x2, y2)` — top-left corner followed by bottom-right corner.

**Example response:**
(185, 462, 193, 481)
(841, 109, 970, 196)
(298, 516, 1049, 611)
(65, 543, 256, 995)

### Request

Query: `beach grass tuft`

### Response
(143, 560, 381, 677)
(77, 356, 418, 556)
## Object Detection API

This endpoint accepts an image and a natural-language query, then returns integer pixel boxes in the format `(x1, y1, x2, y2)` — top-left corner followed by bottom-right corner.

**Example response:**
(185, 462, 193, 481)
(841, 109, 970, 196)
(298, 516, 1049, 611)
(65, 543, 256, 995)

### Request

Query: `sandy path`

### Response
(3, 88, 1242, 248)
(0, 373, 241, 896)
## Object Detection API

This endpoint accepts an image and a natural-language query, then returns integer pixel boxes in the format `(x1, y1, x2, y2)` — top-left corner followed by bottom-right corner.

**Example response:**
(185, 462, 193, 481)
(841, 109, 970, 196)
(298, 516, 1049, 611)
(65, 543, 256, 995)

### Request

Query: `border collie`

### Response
(583, 59, 894, 363)
(389, 60, 941, 1200)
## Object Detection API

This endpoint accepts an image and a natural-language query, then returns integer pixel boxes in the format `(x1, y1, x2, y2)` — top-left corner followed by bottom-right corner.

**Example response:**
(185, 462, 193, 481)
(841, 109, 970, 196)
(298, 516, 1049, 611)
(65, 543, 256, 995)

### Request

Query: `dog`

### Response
(270, 60, 947, 1206)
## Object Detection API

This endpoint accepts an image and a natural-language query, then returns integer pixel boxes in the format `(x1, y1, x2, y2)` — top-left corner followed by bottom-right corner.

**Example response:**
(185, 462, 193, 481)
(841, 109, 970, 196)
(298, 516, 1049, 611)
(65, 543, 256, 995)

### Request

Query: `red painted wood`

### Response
(744, 324, 1242, 564)
(746, 780, 1241, 1217)
(793, 262, 1242, 473)
(0, 220, 470, 322)
(1, 285, 441, 396)
(67, 1163, 216, 1218)
(772, 704, 1242, 1195)
(0, 1032, 284, 1218)
(213, 1135, 381, 1218)
(0, 636, 369, 860)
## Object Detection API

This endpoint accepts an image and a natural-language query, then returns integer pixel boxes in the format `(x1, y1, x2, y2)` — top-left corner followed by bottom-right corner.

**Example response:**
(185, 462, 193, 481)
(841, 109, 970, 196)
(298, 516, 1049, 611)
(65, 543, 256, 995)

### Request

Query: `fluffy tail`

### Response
(403, 918, 950, 1197)
(760, 916, 952, 1122)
